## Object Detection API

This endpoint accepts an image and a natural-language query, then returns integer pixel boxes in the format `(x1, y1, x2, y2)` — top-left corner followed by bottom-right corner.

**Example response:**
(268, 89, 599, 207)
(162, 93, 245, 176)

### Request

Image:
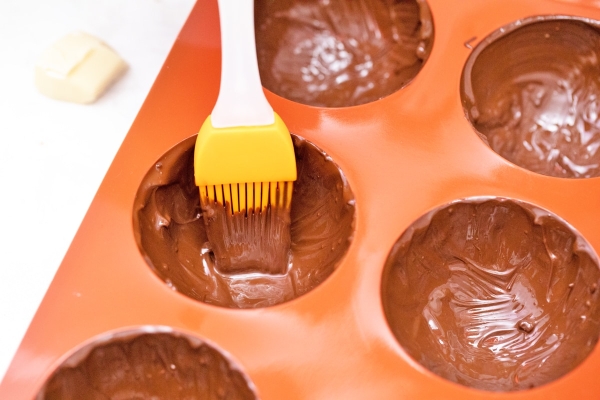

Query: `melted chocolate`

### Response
(382, 199, 600, 391)
(39, 332, 256, 399)
(255, 0, 433, 107)
(133, 135, 354, 308)
(202, 186, 292, 275)
(462, 18, 600, 178)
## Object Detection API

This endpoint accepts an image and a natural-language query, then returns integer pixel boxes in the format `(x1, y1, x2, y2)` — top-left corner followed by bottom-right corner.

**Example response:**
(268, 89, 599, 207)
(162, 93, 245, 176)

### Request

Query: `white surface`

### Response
(0, 0, 196, 381)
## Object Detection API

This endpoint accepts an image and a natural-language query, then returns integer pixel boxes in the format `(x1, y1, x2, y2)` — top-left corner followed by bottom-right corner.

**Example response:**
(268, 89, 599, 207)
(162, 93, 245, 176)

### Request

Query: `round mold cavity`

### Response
(133, 135, 355, 309)
(255, 0, 434, 108)
(381, 197, 600, 392)
(36, 327, 257, 399)
(461, 16, 600, 179)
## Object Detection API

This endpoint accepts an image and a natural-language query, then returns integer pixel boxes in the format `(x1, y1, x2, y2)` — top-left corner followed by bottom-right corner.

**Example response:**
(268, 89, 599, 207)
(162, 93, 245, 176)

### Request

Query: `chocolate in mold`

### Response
(38, 331, 256, 400)
(133, 135, 355, 308)
(201, 186, 292, 276)
(382, 198, 600, 391)
(255, 0, 433, 107)
(462, 17, 600, 178)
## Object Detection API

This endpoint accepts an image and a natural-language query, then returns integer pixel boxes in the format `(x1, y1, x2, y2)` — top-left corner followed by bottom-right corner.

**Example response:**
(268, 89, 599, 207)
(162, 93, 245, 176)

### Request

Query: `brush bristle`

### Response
(199, 181, 293, 275)
(199, 181, 293, 215)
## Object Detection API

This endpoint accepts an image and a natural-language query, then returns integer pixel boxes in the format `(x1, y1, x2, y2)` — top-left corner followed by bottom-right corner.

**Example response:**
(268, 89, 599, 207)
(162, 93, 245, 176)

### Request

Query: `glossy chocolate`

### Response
(202, 189, 292, 275)
(133, 135, 354, 308)
(382, 199, 600, 391)
(462, 17, 600, 178)
(255, 0, 433, 107)
(39, 332, 256, 399)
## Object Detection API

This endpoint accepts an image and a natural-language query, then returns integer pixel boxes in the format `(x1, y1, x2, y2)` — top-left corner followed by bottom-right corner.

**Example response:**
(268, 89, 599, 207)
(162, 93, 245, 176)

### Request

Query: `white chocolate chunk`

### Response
(35, 32, 127, 104)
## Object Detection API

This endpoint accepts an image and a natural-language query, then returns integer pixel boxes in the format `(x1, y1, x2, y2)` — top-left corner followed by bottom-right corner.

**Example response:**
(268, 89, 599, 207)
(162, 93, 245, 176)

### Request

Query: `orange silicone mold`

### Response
(2, 0, 600, 398)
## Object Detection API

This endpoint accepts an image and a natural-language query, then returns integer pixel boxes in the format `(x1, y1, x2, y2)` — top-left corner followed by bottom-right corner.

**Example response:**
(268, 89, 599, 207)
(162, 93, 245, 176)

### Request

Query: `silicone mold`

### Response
(2, 0, 600, 398)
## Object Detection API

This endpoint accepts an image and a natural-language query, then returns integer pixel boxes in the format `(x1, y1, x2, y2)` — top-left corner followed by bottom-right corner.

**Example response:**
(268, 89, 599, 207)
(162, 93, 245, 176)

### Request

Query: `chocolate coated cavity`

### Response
(382, 198, 600, 391)
(255, 0, 433, 107)
(462, 17, 600, 178)
(39, 332, 256, 400)
(133, 135, 354, 308)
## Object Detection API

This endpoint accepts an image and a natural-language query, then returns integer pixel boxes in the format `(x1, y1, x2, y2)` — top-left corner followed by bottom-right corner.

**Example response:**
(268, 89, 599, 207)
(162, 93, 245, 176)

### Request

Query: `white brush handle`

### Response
(211, 0, 274, 128)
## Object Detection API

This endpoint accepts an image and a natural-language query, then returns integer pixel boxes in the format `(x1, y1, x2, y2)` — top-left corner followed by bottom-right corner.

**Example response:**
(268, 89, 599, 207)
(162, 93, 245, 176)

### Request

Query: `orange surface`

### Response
(2, 0, 600, 398)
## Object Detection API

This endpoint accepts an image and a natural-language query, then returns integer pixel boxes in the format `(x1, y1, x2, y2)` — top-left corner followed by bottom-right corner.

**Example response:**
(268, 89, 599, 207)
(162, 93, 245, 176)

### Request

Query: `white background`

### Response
(0, 0, 196, 381)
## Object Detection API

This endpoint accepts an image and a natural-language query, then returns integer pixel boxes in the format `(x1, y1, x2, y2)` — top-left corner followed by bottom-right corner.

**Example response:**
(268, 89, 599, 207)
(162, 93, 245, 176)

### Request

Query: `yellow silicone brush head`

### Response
(199, 181, 293, 215)
(194, 113, 296, 188)
(194, 113, 297, 275)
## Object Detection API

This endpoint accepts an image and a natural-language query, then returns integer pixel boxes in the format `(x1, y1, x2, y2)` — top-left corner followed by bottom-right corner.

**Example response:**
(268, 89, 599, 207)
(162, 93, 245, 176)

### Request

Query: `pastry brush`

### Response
(194, 0, 297, 274)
